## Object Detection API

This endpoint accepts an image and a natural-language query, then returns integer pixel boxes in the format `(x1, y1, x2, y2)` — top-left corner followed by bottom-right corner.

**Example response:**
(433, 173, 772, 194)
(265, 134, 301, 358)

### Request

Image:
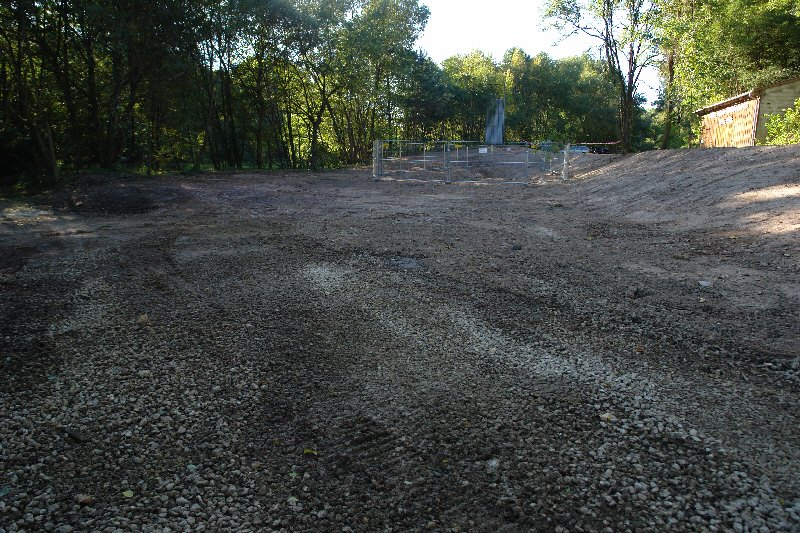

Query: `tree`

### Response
(764, 98, 800, 146)
(654, 0, 800, 145)
(500, 49, 617, 143)
(328, 0, 429, 162)
(288, 0, 354, 169)
(441, 51, 502, 140)
(545, 0, 659, 152)
(0, 1, 59, 185)
(237, 0, 303, 169)
(398, 53, 451, 140)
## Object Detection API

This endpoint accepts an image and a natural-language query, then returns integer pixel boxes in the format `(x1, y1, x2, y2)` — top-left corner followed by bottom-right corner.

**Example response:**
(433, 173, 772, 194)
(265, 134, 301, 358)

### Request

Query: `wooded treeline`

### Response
(1, 0, 798, 186)
(0, 0, 624, 186)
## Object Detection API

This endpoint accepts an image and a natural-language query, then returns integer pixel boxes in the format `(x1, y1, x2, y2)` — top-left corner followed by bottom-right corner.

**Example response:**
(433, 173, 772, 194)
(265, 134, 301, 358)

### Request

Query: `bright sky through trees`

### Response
(416, 0, 660, 105)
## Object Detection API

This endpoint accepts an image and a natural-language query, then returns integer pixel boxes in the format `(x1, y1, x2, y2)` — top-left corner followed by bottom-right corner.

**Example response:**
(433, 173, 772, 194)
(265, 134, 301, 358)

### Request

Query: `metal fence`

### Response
(372, 140, 584, 183)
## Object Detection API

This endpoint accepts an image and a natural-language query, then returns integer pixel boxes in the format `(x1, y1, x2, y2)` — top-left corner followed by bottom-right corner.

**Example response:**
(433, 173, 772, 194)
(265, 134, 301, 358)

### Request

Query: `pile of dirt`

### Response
(575, 145, 800, 237)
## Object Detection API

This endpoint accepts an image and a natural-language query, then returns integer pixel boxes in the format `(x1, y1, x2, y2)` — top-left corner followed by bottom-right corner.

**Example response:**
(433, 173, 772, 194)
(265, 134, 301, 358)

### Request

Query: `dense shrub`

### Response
(764, 98, 800, 145)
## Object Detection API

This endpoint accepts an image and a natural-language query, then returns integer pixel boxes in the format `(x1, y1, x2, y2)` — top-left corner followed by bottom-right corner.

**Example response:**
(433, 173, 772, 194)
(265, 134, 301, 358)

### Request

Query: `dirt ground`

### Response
(1, 146, 799, 532)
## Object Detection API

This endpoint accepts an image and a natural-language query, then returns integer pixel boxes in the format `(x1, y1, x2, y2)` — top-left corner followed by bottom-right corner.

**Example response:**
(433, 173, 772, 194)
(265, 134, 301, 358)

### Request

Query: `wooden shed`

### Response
(695, 77, 800, 148)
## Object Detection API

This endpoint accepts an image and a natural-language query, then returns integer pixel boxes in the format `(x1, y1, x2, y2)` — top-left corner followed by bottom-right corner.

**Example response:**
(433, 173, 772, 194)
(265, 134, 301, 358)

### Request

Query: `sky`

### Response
(415, 0, 661, 105)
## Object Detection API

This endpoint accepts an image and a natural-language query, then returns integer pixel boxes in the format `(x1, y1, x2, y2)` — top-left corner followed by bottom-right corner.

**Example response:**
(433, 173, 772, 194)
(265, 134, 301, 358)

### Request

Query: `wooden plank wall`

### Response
(700, 99, 759, 148)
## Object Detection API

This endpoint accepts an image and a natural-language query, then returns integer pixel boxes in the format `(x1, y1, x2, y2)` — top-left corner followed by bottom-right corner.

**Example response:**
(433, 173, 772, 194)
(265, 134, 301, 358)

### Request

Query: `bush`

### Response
(764, 98, 800, 145)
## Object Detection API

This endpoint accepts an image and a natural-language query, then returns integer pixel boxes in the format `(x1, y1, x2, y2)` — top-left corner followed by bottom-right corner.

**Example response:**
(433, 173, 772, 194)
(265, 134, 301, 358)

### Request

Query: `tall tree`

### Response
(545, 0, 659, 152)
(237, 0, 303, 169)
(441, 51, 502, 141)
(398, 53, 451, 140)
(0, 0, 59, 184)
(289, 0, 354, 169)
(329, 0, 429, 162)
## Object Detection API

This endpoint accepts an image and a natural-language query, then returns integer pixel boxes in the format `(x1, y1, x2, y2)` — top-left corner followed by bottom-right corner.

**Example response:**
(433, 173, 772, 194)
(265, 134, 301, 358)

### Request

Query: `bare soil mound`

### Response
(576, 145, 800, 237)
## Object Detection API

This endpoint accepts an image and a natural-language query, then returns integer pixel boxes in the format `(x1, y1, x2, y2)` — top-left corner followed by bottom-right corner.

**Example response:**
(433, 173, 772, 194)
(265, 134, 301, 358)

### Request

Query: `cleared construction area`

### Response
(1, 146, 798, 531)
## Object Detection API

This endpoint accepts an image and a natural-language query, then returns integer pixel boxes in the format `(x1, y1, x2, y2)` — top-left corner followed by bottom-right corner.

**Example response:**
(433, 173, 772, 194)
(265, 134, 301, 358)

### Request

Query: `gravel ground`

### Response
(1, 146, 799, 532)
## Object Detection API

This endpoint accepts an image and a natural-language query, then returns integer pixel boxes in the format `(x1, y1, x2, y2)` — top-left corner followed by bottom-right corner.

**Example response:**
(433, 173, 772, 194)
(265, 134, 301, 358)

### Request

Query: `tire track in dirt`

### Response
(298, 253, 799, 530)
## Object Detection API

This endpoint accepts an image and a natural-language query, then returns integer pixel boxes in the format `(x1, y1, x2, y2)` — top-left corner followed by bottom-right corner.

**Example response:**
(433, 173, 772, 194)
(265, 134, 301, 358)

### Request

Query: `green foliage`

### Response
(764, 98, 800, 145)
(502, 51, 618, 143)
(544, 0, 660, 153)
(399, 54, 452, 140)
(0, 0, 640, 186)
(441, 51, 504, 140)
(656, 0, 800, 143)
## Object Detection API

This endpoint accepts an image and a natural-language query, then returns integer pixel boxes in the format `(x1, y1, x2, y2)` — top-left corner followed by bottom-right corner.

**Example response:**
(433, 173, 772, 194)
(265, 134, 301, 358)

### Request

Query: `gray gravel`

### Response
(1, 153, 799, 532)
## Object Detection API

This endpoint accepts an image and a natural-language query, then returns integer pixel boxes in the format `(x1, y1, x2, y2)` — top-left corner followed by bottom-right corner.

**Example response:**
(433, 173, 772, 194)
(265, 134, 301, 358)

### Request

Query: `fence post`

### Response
(444, 143, 450, 183)
(372, 140, 380, 180)
(525, 145, 530, 182)
(562, 144, 570, 180)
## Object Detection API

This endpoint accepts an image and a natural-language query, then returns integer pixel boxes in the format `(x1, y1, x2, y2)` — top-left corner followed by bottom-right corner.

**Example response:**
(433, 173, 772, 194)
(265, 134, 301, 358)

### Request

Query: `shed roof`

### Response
(694, 76, 800, 116)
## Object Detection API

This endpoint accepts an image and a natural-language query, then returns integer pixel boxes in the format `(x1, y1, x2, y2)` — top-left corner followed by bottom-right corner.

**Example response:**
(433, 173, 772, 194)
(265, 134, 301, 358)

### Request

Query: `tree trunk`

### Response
(660, 50, 675, 150)
(285, 102, 297, 169)
(255, 62, 265, 169)
(30, 119, 59, 185)
(310, 117, 323, 170)
(309, 90, 328, 170)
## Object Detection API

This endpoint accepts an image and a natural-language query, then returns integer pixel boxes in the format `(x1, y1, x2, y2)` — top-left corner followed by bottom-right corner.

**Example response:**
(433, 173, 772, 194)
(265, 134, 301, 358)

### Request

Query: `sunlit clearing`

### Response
(724, 184, 800, 235)
(732, 184, 800, 203)
(744, 208, 800, 235)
